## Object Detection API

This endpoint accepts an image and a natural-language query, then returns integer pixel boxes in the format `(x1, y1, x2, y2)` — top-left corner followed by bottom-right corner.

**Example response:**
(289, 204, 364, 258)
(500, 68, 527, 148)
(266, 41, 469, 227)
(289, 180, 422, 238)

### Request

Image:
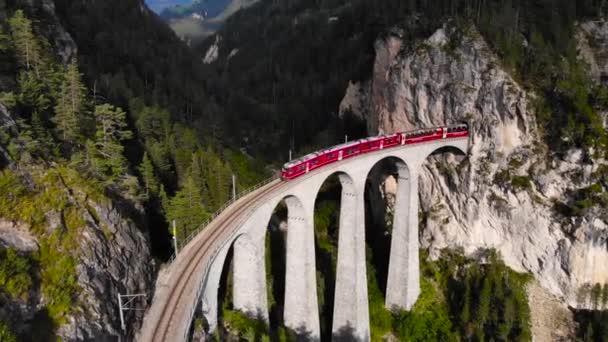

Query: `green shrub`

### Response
(0, 248, 32, 299)
(367, 256, 393, 341)
(511, 176, 532, 190)
(35, 231, 79, 325)
(222, 309, 270, 340)
(393, 279, 457, 342)
(0, 320, 17, 342)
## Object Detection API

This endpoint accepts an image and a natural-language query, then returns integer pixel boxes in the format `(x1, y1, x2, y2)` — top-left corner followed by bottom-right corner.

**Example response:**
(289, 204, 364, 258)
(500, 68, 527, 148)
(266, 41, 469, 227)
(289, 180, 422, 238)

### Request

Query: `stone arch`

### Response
(423, 144, 468, 163)
(363, 156, 411, 302)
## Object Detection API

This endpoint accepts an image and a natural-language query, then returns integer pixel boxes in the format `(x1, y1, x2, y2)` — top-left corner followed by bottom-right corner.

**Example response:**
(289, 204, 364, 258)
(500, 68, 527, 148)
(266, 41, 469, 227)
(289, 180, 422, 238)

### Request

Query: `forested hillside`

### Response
(198, 0, 608, 159)
(0, 0, 607, 340)
(0, 0, 265, 339)
(50, 0, 269, 250)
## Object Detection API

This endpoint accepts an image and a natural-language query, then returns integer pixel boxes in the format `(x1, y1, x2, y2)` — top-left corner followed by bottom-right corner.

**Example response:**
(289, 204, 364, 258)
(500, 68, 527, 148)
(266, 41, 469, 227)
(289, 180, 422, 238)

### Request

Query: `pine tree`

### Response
(31, 111, 57, 157)
(477, 277, 492, 326)
(53, 81, 79, 142)
(139, 152, 159, 198)
(17, 70, 50, 113)
(53, 61, 88, 144)
(167, 174, 207, 240)
(591, 283, 602, 310)
(602, 284, 608, 310)
(8, 10, 43, 77)
(583, 322, 594, 342)
(92, 104, 132, 181)
(0, 27, 10, 53)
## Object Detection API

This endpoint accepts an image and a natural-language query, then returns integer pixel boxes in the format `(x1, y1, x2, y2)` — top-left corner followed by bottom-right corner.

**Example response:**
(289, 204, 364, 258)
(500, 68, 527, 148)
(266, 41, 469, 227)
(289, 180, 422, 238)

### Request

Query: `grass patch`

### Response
(0, 166, 103, 327)
(0, 247, 32, 300)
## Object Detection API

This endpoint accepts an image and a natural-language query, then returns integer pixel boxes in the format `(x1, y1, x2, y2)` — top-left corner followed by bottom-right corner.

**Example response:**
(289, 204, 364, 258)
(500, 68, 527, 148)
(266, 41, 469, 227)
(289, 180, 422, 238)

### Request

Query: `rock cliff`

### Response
(59, 201, 155, 341)
(577, 19, 608, 84)
(0, 103, 156, 341)
(0, 1, 156, 340)
(340, 24, 608, 309)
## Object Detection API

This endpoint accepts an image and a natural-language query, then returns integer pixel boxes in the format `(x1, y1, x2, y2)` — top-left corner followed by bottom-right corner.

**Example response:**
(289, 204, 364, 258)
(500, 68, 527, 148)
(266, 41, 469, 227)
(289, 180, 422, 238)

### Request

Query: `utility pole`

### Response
(345, 135, 348, 143)
(172, 220, 178, 254)
(289, 149, 292, 161)
(232, 174, 236, 200)
(117, 293, 147, 332)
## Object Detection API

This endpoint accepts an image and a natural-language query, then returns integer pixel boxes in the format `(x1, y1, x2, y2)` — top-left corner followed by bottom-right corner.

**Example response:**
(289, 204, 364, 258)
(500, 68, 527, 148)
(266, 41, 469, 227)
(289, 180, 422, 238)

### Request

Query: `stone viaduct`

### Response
(138, 136, 469, 342)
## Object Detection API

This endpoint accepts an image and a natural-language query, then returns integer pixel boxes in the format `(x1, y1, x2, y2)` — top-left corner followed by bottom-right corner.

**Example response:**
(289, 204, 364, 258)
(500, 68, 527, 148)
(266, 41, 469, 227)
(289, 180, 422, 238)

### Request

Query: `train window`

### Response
(297, 165, 306, 171)
(327, 152, 337, 159)
(345, 147, 358, 154)
(310, 159, 319, 166)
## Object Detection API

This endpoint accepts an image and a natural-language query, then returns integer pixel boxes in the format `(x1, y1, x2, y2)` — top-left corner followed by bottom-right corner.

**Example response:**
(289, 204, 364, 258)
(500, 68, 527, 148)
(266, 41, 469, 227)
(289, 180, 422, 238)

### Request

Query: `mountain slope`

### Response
(0, 0, 267, 340)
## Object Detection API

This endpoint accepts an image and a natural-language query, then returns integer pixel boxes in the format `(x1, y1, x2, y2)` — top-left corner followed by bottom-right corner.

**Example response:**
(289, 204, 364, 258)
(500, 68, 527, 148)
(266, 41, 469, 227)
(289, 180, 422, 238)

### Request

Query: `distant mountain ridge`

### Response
(160, 0, 231, 20)
(145, 0, 191, 13)
(158, 0, 259, 43)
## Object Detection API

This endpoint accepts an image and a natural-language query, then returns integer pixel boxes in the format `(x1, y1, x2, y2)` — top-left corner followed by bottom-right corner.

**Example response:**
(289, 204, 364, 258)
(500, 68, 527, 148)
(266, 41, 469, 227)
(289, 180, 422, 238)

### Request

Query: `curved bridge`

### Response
(138, 136, 469, 342)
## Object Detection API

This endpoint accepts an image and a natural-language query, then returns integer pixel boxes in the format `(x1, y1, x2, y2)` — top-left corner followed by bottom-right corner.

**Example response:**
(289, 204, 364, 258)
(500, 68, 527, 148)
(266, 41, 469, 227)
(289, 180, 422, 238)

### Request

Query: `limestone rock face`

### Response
(0, 5, 154, 336)
(0, 197, 155, 341)
(56, 202, 156, 341)
(341, 24, 608, 308)
(34, 0, 78, 63)
(577, 19, 608, 84)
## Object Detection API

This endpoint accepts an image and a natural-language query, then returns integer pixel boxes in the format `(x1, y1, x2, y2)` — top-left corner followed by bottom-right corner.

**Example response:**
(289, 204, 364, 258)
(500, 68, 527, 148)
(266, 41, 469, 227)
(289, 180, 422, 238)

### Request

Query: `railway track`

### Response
(148, 179, 284, 342)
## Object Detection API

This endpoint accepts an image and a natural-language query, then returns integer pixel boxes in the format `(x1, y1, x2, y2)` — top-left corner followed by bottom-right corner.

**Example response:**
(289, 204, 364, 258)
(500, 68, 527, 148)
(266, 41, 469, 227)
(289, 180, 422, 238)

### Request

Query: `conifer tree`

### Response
(477, 277, 492, 326)
(167, 174, 207, 240)
(0, 27, 10, 53)
(139, 152, 159, 198)
(92, 104, 132, 181)
(53, 61, 88, 144)
(8, 10, 43, 77)
(591, 283, 602, 310)
(17, 70, 50, 113)
(602, 284, 608, 310)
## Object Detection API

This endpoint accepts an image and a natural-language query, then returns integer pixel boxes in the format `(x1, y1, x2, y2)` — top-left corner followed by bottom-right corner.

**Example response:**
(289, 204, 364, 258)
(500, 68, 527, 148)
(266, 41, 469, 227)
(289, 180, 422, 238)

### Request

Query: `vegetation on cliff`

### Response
(0, 2, 265, 339)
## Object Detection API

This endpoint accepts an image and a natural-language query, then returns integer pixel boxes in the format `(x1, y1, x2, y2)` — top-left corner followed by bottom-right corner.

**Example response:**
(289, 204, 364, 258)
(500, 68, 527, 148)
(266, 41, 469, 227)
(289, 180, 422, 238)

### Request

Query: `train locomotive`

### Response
(281, 123, 469, 180)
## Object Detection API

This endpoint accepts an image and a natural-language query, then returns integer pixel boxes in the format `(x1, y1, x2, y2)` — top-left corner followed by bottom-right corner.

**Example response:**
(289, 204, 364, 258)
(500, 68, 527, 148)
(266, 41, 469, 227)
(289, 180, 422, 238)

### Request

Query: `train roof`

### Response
(282, 124, 468, 170)
(282, 134, 396, 169)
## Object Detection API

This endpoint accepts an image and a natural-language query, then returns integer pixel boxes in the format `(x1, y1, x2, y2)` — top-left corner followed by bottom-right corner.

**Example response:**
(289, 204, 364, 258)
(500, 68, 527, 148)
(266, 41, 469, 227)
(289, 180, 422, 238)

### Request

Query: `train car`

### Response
(281, 124, 468, 180)
(403, 127, 444, 144)
(445, 123, 469, 138)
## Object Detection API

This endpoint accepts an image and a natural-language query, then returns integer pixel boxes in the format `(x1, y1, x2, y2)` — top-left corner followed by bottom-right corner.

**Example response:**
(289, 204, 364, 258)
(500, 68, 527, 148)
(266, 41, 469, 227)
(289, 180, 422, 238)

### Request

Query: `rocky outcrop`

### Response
(58, 202, 155, 341)
(203, 35, 221, 64)
(1, 188, 155, 341)
(341, 24, 608, 308)
(0, 3, 154, 337)
(0, 188, 156, 341)
(0, 103, 16, 168)
(577, 19, 608, 84)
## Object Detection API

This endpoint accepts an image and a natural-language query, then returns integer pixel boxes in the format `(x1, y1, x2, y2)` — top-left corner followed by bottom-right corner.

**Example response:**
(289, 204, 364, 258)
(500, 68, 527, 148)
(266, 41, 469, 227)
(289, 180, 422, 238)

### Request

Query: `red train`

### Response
(281, 124, 469, 180)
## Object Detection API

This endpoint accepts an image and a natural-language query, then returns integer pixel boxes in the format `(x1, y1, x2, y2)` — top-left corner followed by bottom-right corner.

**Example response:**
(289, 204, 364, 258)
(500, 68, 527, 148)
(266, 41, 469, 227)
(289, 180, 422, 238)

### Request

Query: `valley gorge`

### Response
(0, 0, 608, 341)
